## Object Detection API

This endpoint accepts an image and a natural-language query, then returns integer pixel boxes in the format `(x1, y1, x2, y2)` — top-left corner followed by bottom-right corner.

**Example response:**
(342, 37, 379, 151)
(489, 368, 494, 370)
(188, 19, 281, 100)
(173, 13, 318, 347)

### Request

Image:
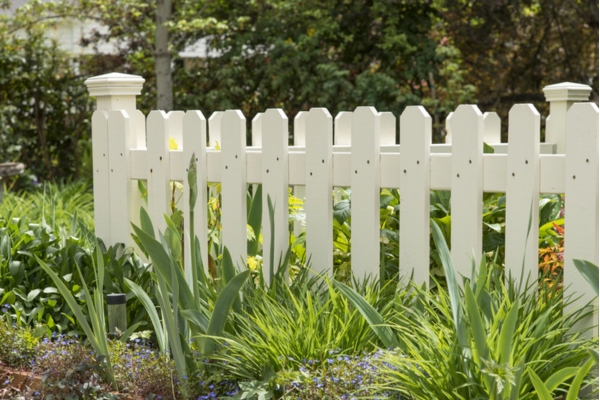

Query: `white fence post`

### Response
(305, 108, 333, 275)
(399, 106, 431, 286)
(221, 110, 247, 270)
(262, 109, 289, 283)
(564, 103, 599, 335)
(351, 107, 381, 280)
(107, 111, 133, 247)
(505, 104, 540, 285)
(85, 73, 144, 247)
(450, 105, 484, 280)
(543, 82, 592, 154)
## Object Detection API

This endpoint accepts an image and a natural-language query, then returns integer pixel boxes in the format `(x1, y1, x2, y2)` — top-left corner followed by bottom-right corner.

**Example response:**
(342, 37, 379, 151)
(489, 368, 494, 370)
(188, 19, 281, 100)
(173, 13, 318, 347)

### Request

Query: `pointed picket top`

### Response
(445, 112, 454, 143)
(450, 104, 484, 279)
(505, 104, 540, 285)
(380, 112, 396, 145)
(166, 111, 185, 150)
(399, 105, 431, 286)
(182, 110, 208, 284)
(334, 111, 352, 145)
(305, 108, 333, 275)
(146, 110, 172, 237)
(208, 111, 224, 148)
(543, 82, 592, 102)
(351, 106, 381, 280)
(564, 102, 599, 329)
(483, 112, 501, 144)
(221, 109, 247, 271)
(261, 108, 289, 283)
(294, 111, 307, 146)
(252, 112, 263, 146)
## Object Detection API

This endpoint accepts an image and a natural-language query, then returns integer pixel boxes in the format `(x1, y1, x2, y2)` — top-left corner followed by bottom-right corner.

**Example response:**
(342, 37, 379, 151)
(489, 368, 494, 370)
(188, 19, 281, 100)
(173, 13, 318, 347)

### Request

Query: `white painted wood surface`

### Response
(88, 75, 598, 341)
(182, 111, 208, 284)
(107, 111, 132, 247)
(208, 111, 224, 148)
(399, 106, 431, 286)
(564, 103, 599, 314)
(261, 109, 289, 283)
(450, 105, 483, 280)
(146, 111, 180, 237)
(92, 110, 111, 243)
(483, 112, 501, 144)
(305, 108, 333, 275)
(379, 112, 396, 145)
(505, 105, 540, 285)
(334, 112, 352, 145)
(351, 107, 381, 280)
(220, 110, 247, 271)
(293, 111, 307, 237)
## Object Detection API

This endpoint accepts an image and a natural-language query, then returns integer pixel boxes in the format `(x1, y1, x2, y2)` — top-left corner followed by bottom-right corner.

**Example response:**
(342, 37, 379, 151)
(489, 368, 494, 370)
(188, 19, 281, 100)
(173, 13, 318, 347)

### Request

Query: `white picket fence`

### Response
(85, 73, 598, 322)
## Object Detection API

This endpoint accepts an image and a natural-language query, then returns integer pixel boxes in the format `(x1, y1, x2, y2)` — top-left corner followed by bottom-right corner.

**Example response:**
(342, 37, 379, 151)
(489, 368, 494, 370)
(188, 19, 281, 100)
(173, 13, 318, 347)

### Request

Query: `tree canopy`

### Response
(0, 0, 597, 181)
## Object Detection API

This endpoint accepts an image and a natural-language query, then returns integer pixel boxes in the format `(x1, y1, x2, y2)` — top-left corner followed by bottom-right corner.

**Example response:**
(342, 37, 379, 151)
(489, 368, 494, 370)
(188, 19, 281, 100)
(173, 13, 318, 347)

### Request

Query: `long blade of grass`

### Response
(431, 221, 467, 349)
(201, 270, 250, 355)
(572, 259, 599, 295)
(333, 279, 400, 349)
(498, 297, 519, 365)
(543, 367, 579, 392)
(124, 277, 167, 354)
(527, 368, 553, 400)
(565, 358, 595, 400)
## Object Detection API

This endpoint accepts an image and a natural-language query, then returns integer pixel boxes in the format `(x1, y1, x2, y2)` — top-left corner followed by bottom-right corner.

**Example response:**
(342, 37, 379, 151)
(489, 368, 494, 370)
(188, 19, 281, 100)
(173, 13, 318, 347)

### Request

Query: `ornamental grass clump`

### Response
(364, 223, 599, 399)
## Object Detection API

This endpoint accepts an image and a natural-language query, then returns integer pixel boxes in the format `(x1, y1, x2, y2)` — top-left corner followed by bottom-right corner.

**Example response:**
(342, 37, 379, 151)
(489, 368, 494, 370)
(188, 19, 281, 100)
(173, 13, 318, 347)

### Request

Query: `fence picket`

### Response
(483, 112, 501, 144)
(564, 103, 599, 316)
(334, 112, 352, 145)
(293, 112, 307, 237)
(252, 112, 263, 146)
(262, 109, 289, 283)
(351, 107, 381, 280)
(380, 112, 396, 145)
(108, 111, 133, 247)
(209, 111, 224, 148)
(221, 110, 247, 271)
(183, 111, 208, 285)
(399, 106, 431, 286)
(305, 108, 333, 275)
(146, 111, 173, 237)
(450, 105, 484, 280)
(92, 110, 111, 243)
(505, 104, 540, 284)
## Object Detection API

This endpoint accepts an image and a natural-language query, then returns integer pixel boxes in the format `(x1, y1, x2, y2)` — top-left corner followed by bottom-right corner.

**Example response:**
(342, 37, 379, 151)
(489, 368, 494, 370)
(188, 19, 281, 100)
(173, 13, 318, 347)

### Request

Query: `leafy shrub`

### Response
(0, 214, 153, 336)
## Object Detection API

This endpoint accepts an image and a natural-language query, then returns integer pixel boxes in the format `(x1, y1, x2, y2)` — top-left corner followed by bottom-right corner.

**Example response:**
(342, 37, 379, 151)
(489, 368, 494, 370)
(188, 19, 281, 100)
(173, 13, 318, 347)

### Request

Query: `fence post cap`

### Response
(85, 72, 145, 97)
(543, 82, 592, 102)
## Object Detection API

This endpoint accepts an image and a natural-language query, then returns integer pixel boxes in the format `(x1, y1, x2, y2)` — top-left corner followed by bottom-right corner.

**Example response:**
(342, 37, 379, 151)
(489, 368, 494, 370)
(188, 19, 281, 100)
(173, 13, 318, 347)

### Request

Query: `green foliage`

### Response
(0, 180, 94, 240)
(37, 240, 118, 390)
(0, 310, 39, 368)
(367, 227, 599, 399)
(0, 212, 152, 336)
(0, 22, 93, 183)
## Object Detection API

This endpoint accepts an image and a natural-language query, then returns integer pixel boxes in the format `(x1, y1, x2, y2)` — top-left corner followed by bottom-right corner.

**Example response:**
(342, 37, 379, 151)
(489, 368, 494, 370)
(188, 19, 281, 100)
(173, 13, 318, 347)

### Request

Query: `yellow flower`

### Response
(169, 138, 179, 150)
(247, 256, 257, 271)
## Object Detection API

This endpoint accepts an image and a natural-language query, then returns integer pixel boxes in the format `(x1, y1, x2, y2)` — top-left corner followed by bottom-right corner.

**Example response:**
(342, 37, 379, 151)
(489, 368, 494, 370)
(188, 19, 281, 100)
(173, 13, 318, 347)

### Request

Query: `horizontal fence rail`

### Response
(86, 73, 598, 336)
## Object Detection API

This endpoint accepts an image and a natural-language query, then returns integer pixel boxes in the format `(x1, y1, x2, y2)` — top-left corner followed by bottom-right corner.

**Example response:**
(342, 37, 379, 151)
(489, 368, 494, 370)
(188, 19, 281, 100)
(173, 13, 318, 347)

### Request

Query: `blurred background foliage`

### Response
(0, 0, 597, 184)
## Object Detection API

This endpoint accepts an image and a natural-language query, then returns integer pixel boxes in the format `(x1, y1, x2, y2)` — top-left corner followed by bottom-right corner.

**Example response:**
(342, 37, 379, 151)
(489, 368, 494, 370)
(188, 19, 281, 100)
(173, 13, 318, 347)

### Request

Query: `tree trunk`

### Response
(155, 0, 173, 111)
